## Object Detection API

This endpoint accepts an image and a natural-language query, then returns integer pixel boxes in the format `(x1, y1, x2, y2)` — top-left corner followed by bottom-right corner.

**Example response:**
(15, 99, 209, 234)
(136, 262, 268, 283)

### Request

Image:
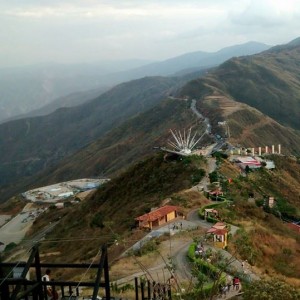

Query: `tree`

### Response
(243, 279, 300, 300)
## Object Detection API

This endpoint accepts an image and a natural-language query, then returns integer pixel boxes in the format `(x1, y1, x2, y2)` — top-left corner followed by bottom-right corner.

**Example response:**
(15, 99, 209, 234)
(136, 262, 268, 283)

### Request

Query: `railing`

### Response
(0, 244, 110, 300)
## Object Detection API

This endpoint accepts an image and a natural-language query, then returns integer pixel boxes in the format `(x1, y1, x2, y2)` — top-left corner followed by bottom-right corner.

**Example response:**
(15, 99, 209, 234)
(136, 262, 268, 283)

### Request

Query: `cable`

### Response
(68, 248, 102, 300)
(0, 245, 33, 288)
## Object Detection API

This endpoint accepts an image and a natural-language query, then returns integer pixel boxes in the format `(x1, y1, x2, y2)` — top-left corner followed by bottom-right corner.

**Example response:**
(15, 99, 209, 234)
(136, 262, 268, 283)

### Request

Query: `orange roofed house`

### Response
(135, 205, 181, 230)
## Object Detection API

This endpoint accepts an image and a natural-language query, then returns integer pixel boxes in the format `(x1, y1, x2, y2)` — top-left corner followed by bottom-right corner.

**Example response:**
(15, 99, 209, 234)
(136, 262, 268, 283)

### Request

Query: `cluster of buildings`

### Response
(22, 178, 110, 203)
(134, 205, 228, 249)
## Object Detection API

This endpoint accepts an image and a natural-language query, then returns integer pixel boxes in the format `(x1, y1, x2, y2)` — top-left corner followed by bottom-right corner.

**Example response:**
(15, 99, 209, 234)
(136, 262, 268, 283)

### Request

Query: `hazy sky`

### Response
(1, 0, 300, 67)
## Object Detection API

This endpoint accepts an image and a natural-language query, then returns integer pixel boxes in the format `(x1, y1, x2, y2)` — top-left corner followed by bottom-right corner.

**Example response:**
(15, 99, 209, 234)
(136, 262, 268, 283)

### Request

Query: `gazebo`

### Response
(206, 222, 228, 249)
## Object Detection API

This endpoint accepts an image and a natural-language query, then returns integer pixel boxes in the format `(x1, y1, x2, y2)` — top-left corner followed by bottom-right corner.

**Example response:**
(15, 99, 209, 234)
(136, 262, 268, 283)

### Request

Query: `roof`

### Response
(207, 222, 227, 234)
(213, 229, 228, 235)
(209, 190, 223, 195)
(136, 205, 179, 222)
(236, 156, 261, 166)
(205, 208, 218, 213)
(214, 222, 226, 227)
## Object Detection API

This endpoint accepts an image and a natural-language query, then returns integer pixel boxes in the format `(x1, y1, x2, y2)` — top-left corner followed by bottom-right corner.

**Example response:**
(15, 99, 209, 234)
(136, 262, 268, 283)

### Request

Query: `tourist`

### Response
(42, 269, 58, 300)
(233, 277, 240, 291)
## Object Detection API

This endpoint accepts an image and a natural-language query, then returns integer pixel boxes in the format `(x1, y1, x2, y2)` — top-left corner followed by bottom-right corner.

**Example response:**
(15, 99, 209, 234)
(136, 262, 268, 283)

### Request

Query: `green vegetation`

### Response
(243, 279, 300, 300)
(0, 76, 183, 201)
(187, 243, 226, 299)
(133, 239, 160, 257)
(233, 229, 258, 265)
(32, 152, 206, 262)
(4, 242, 17, 252)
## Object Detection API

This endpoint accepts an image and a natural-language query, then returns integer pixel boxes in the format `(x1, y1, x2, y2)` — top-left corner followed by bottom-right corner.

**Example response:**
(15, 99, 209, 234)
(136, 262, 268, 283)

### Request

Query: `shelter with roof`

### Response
(206, 222, 228, 249)
(135, 205, 181, 230)
(235, 156, 261, 170)
(204, 208, 219, 220)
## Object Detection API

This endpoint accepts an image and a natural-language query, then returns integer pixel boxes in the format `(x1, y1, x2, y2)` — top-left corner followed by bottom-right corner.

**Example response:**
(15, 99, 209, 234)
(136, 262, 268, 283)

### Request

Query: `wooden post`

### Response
(141, 280, 145, 300)
(104, 247, 110, 299)
(135, 277, 139, 300)
(0, 256, 10, 300)
(34, 245, 44, 300)
(147, 280, 151, 300)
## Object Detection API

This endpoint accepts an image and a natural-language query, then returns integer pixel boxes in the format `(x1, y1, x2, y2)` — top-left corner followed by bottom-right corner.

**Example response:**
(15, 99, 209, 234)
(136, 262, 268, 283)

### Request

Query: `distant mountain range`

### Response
(0, 41, 270, 122)
(0, 76, 183, 188)
(2, 38, 300, 203)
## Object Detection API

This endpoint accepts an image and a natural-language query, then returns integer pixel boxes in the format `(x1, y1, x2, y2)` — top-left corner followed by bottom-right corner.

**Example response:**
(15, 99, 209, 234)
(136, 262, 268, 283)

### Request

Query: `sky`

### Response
(1, 0, 300, 67)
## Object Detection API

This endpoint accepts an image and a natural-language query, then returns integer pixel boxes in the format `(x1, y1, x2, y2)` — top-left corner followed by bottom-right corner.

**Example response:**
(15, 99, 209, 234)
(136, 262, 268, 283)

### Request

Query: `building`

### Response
(204, 208, 219, 220)
(235, 156, 261, 169)
(207, 222, 228, 249)
(135, 205, 181, 230)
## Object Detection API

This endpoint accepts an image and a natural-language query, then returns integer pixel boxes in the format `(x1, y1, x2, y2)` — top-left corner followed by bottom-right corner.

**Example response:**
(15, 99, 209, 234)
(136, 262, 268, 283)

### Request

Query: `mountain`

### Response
(180, 40, 300, 131)
(11, 146, 300, 286)
(1, 39, 299, 203)
(0, 42, 269, 123)
(0, 76, 184, 188)
(2, 87, 108, 123)
(195, 94, 300, 154)
(0, 98, 204, 201)
(101, 41, 270, 84)
(0, 60, 152, 122)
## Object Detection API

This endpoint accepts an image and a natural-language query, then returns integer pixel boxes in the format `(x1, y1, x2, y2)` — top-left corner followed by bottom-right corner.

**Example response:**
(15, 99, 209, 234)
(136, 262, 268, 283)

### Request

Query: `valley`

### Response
(1, 37, 300, 300)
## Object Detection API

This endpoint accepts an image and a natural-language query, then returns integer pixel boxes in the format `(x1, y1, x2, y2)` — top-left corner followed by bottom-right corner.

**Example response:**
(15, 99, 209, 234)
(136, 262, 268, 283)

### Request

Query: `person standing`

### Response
(42, 269, 58, 300)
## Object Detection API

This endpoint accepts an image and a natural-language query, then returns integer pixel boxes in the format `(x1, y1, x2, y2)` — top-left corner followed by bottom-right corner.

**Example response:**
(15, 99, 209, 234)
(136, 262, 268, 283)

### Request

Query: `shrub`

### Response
(4, 242, 17, 252)
(134, 239, 159, 256)
(191, 168, 206, 184)
(243, 279, 300, 300)
(90, 212, 105, 228)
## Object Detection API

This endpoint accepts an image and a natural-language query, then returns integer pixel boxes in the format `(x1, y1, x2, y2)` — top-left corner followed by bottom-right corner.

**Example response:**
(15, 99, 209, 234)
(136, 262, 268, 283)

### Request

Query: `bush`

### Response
(206, 216, 219, 223)
(243, 279, 300, 300)
(4, 242, 17, 252)
(90, 212, 105, 228)
(209, 171, 218, 183)
(134, 239, 160, 256)
(191, 168, 206, 184)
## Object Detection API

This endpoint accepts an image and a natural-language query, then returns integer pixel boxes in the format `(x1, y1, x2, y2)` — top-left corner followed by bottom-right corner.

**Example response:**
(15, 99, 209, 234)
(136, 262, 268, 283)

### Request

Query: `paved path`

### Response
(128, 220, 198, 253)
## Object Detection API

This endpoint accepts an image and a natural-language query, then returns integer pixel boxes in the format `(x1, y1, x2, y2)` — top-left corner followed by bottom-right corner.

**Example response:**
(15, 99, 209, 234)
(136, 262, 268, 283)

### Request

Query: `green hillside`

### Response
(196, 95, 300, 154)
(0, 99, 204, 202)
(25, 153, 207, 263)
(0, 76, 180, 187)
(19, 151, 300, 286)
(181, 41, 300, 131)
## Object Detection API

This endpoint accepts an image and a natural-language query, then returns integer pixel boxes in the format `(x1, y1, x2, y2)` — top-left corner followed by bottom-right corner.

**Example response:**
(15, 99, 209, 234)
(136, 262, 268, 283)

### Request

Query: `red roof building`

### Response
(135, 205, 180, 230)
(207, 222, 228, 249)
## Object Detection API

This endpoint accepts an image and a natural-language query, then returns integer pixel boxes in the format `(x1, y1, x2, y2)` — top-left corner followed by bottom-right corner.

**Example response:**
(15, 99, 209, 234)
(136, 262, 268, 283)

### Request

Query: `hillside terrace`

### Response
(22, 178, 110, 203)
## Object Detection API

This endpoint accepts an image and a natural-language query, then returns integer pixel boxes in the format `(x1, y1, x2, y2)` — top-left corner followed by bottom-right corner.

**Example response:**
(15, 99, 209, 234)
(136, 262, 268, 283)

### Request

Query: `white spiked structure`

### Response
(168, 128, 206, 155)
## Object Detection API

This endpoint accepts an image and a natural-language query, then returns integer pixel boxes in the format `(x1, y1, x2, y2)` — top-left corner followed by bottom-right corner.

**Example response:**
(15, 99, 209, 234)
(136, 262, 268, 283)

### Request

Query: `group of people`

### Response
(172, 222, 183, 230)
(219, 276, 240, 298)
(194, 242, 206, 258)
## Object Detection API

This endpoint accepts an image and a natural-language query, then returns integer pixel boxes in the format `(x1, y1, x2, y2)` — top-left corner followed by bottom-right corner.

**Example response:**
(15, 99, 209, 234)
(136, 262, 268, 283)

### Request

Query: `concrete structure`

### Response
(268, 197, 275, 208)
(22, 178, 110, 203)
(135, 205, 181, 230)
(235, 156, 261, 169)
